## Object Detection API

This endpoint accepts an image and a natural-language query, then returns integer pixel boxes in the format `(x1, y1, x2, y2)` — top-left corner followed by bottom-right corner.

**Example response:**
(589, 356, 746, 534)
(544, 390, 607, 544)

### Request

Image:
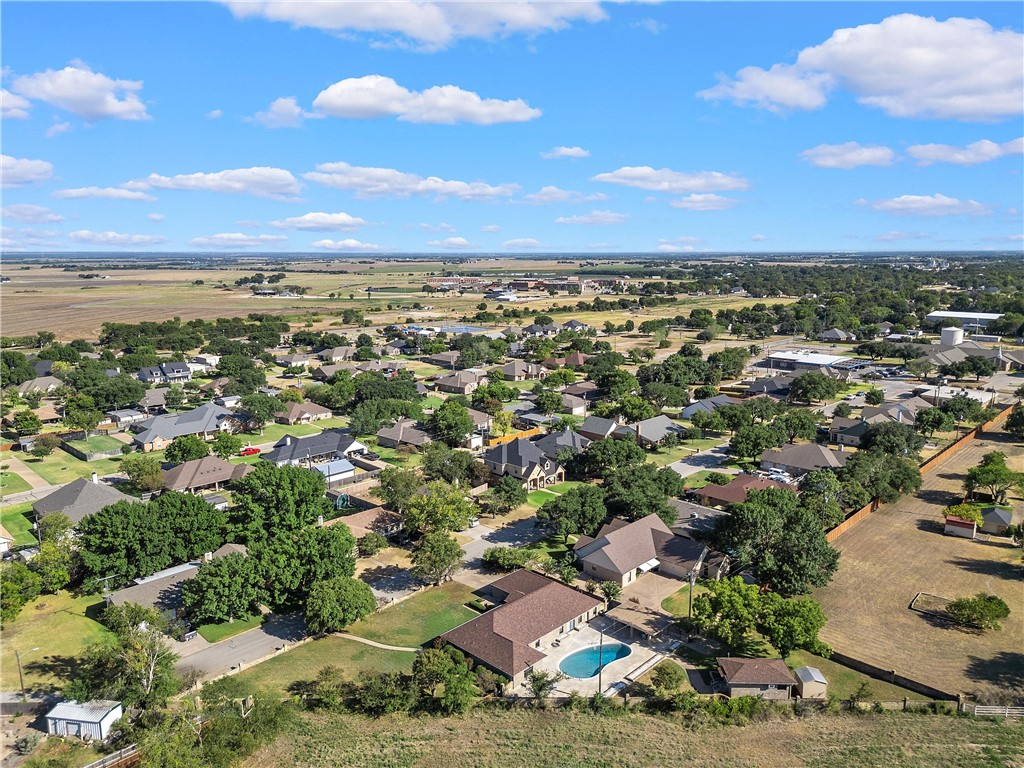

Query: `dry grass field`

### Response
(244, 708, 1024, 768)
(814, 428, 1024, 703)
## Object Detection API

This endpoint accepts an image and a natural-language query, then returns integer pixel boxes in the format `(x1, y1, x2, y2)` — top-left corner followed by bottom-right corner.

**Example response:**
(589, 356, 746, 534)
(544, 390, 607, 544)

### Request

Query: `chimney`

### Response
(635, 421, 643, 447)
(92, 472, 98, 484)
(204, 551, 213, 562)
(284, 435, 292, 445)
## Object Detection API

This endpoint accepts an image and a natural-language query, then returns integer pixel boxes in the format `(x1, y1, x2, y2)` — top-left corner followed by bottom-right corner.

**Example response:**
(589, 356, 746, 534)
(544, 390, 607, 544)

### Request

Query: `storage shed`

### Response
(794, 666, 828, 699)
(46, 700, 123, 741)
(943, 515, 976, 539)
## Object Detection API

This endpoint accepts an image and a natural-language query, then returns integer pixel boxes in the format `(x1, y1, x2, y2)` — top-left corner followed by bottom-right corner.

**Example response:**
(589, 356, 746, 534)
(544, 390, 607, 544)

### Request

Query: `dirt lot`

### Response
(814, 428, 1024, 702)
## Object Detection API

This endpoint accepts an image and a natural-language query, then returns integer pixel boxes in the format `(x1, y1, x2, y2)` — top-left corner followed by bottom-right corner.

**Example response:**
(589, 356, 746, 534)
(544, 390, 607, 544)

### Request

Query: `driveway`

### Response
(457, 517, 546, 589)
(174, 613, 307, 682)
(621, 572, 685, 612)
(667, 444, 735, 480)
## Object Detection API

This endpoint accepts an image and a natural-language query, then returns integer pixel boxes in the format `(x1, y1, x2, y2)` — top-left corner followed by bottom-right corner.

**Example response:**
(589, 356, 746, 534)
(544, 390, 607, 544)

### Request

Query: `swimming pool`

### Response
(558, 643, 632, 679)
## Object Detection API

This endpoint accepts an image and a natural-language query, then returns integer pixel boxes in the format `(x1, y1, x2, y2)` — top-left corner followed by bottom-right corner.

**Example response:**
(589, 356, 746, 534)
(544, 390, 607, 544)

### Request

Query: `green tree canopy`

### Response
(165, 434, 211, 464)
(304, 576, 376, 634)
(410, 531, 463, 586)
(404, 480, 476, 535)
(182, 553, 261, 624)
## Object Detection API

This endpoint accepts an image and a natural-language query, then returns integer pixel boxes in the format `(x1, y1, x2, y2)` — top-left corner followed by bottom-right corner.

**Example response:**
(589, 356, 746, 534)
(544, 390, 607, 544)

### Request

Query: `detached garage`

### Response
(46, 700, 123, 741)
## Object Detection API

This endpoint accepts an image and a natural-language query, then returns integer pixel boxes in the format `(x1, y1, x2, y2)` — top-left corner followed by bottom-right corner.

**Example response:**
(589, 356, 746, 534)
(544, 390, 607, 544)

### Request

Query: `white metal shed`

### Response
(46, 699, 123, 741)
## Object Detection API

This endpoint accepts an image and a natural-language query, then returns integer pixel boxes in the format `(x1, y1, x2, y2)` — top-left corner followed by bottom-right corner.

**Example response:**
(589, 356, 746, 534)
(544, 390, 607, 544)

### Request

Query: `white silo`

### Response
(941, 326, 964, 346)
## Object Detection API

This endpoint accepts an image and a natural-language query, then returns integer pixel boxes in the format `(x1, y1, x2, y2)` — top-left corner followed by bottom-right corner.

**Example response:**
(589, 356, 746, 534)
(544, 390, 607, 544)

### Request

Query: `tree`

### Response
(729, 424, 785, 459)
(30, 432, 61, 458)
(1006, 407, 1024, 439)
(797, 470, 848, 530)
(358, 532, 388, 557)
(534, 389, 563, 415)
(376, 467, 421, 514)
(12, 410, 42, 436)
(860, 422, 926, 459)
(410, 531, 463, 586)
(37, 511, 74, 543)
(412, 648, 455, 697)
(210, 432, 244, 459)
(915, 407, 954, 438)
(614, 393, 656, 422)
(165, 434, 210, 464)
(758, 592, 830, 658)
(964, 452, 1024, 503)
(164, 384, 185, 409)
(428, 399, 474, 447)
(863, 389, 885, 405)
(304, 576, 376, 634)
(600, 581, 622, 602)
(946, 592, 1010, 631)
(182, 553, 261, 624)
(404, 480, 475, 535)
(152, 492, 227, 563)
(78, 501, 173, 587)
(839, 450, 921, 505)
(0, 562, 42, 625)
(239, 393, 281, 433)
(438, 663, 476, 715)
(30, 541, 75, 593)
(231, 462, 333, 544)
(603, 463, 680, 526)
(788, 372, 840, 403)
(490, 410, 513, 437)
(422, 442, 488, 486)
(776, 409, 820, 443)
(942, 503, 983, 525)
(525, 669, 564, 706)
(690, 410, 726, 438)
(833, 402, 853, 418)
(536, 485, 607, 541)
(650, 662, 686, 697)
(692, 576, 761, 647)
(484, 475, 528, 517)
(574, 437, 646, 478)
(121, 453, 165, 492)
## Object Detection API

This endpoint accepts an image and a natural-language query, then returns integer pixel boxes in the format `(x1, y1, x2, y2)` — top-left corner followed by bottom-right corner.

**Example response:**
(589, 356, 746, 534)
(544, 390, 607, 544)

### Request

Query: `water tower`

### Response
(941, 326, 964, 347)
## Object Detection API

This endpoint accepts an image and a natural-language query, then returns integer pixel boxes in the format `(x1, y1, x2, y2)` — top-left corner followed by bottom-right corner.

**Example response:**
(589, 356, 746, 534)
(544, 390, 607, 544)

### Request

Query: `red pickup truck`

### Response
(239, 446, 261, 457)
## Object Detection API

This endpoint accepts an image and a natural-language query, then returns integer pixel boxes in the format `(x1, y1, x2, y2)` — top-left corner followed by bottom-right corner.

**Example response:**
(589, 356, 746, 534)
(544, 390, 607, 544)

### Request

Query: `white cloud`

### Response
(1, 154, 54, 188)
(541, 145, 589, 159)
(269, 211, 367, 231)
(698, 14, 1023, 122)
(305, 161, 518, 201)
(555, 210, 628, 225)
(54, 186, 156, 201)
(655, 243, 694, 253)
(312, 75, 540, 125)
(418, 222, 457, 233)
(503, 238, 542, 248)
(858, 193, 992, 217)
(480, 224, 501, 233)
(631, 18, 665, 35)
(125, 167, 301, 200)
(874, 230, 930, 242)
(656, 236, 702, 252)
(1, 88, 31, 119)
(520, 186, 608, 205)
(592, 166, 749, 193)
(189, 233, 289, 248)
(206, 109, 223, 120)
(12, 61, 149, 121)
(428, 236, 473, 248)
(907, 137, 1024, 166)
(250, 96, 318, 128)
(670, 194, 740, 211)
(147, 213, 166, 221)
(1, 204, 63, 223)
(750, 234, 767, 242)
(222, 1, 606, 51)
(311, 238, 383, 251)
(800, 142, 896, 169)
(68, 229, 166, 246)
(45, 121, 72, 138)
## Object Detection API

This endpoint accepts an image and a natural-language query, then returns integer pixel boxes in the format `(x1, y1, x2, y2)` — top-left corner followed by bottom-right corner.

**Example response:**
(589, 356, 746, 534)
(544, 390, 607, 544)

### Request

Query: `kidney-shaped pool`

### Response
(558, 642, 632, 679)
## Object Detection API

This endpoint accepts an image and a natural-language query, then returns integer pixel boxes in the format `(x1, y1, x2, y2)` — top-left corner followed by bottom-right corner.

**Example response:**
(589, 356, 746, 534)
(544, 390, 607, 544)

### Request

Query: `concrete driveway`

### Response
(175, 613, 307, 682)
(457, 517, 547, 589)
(667, 444, 736, 481)
(621, 572, 685, 612)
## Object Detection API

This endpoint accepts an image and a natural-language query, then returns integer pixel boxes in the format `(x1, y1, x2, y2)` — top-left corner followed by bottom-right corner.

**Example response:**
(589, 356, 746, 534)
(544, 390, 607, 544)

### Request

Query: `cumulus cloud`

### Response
(698, 14, 1023, 121)
(205, 109, 223, 119)
(189, 233, 289, 248)
(592, 166, 749, 193)
(541, 145, 589, 159)
(907, 137, 1024, 166)
(222, 1, 606, 51)
(503, 238, 542, 248)
(858, 193, 992, 217)
(45, 121, 72, 138)
(655, 243, 695, 253)
(480, 224, 501, 233)
(311, 75, 539, 124)
(631, 18, 665, 35)
(1, 88, 31, 119)
(125, 167, 301, 200)
(520, 186, 607, 205)
(428, 236, 473, 248)
(750, 234, 767, 242)
(305, 161, 518, 201)
(670, 194, 740, 211)
(147, 213, 166, 222)
(800, 142, 896, 169)
(418, 222, 457, 233)
(311, 238, 382, 251)
(1, 154, 54, 188)
(1, 204, 63, 223)
(874, 230, 930, 242)
(554, 210, 627, 225)
(53, 186, 156, 201)
(269, 211, 367, 231)
(12, 61, 149, 121)
(655, 236, 702, 252)
(68, 229, 166, 246)
(250, 96, 317, 128)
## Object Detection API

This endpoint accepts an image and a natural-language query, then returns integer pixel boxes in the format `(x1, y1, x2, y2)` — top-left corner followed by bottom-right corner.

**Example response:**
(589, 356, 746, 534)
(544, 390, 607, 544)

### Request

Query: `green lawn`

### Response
(369, 443, 423, 468)
(661, 583, 710, 616)
(64, 434, 125, 454)
(420, 395, 445, 410)
(0, 470, 32, 497)
(347, 581, 477, 648)
(649, 440, 725, 467)
(785, 650, 930, 702)
(545, 481, 584, 494)
(1, 502, 37, 546)
(248, 422, 324, 445)
(22, 452, 126, 485)
(675, 469, 725, 489)
(1, 590, 110, 694)
(526, 535, 575, 559)
(198, 613, 265, 643)
(524, 490, 558, 511)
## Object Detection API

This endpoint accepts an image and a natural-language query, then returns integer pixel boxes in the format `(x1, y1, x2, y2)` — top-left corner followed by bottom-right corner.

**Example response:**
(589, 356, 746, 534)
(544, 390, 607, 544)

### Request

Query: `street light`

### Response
(687, 570, 698, 620)
(15, 647, 40, 703)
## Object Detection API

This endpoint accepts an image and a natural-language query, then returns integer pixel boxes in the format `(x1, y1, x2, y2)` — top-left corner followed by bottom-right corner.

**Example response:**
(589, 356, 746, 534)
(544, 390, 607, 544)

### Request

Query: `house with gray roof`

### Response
(130, 403, 237, 452)
(261, 429, 367, 467)
(494, 360, 545, 381)
(137, 362, 191, 384)
(615, 414, 684, 446)
(481, 437, 564, 489)
(14, 375, 63, 396)
(320, 346, 357, 362)
(680, 394, 742, 420)
(376, 417, 433, 449)
(33, 475, 133, 524)
(578, 415, 620, 441)
(759, 443, 850, 478)
(435, 369, 487, 395)
(534, 428, 591, 460)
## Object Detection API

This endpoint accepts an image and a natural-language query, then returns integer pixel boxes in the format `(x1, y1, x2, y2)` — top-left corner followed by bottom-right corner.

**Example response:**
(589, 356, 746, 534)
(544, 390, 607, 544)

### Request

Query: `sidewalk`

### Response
(1, 455, 60, 507)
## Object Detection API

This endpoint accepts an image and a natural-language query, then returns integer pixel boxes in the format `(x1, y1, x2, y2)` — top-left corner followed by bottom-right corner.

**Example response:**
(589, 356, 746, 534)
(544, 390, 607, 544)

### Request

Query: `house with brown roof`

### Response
(435, 370, 487, 395)
(573, 514, 707, 588)
(161, 456, 253, 494)
(310, 363, 356, 382)
(441, 571, 604, 690)
(494, 360, 545, 381)
(320, 346, 357, 363)
(274, 400, 334, 425)
(717, 657, 797, 700)
(325, 506, 405, 541)
(759, 444, 850, 478)
(698, 475, 797, 508)
(376, 418, 433, 449)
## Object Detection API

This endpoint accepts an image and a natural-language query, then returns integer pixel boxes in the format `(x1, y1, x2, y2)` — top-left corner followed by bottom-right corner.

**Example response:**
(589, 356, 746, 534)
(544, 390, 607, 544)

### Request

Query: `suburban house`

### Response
(46, 700, 123, 741)
(426, 351, 462, 369)
(745, 375, 794, 399)
(679, 395, 742, 420)
(828, 416, 872, 447)
(161, 456, 253, 494)
(357, 359, 404, 375)
(190, 354, 221, 369)
(574, 514, 707, 588)
(33, 475, 133, 525)
(481, 438, 565, 489)
(275, 353, 310, 368)
(818, 328, 857, 342)
(326, 506, 404, 540)
(876, 322, 894, 337)
(615, 415, 684, 447)
(561, 393, 588, 418)
(521, 323, 562, 338)
(274, 401, 334, 425)
(319, 346, 356, 362)
(199, 376, 232, 396)
(14, 376, 63, 396)
(759, 444, 851, 478)
(310, 363, 356, 382)
(494, 360, 545, 381)
(137, 387, 168, 413)
(466, 407, 493, 435)
(106, 408, 147, 428)
(382, 339, 411, 356)
(564, 381, 601, 401)
(578, 415, 621, 442)
(534, 428, 591, 460)
(441, 570, 604, 690)
(435, 370, 487, 395)
(698, 475, 797, 508)
(543, 351, 591, 369)
(563, 320, 592, 333)
(137, 362, 191, 384)
(376, 418, 433, 449)
(130, 403, 237, 452)
(717, 657, 798, 700)
(261, 429, 368, 467)
(0, 524, 15, 554)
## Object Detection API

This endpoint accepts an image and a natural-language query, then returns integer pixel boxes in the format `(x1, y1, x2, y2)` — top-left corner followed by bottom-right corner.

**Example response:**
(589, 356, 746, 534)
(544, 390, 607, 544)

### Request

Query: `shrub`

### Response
(947, 592, 1010, 630)
(358, 532, 387, 558)
(15, 732, 41, 755)
(482, 546, 533, 572)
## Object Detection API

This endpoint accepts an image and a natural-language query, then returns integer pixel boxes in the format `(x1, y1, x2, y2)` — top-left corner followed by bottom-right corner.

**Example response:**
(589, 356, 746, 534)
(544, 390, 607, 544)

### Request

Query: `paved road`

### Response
(666, 444, 736, 481)
(175, 614, 307, 682)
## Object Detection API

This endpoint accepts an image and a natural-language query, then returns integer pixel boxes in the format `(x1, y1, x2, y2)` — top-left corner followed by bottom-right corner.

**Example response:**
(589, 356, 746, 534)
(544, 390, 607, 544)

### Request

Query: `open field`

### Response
(813, 428, 1024, 703)
(244, 708, 1024, 768)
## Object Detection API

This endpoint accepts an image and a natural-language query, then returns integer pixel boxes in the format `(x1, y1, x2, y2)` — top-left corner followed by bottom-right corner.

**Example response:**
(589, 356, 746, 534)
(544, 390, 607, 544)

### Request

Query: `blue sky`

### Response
(2, 1, 1022, 253)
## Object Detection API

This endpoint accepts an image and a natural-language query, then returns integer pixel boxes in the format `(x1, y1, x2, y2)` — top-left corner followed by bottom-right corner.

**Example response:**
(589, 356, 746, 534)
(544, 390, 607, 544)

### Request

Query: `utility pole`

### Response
(597, 629, 604, 696)
(15, 647, 39, 702)
(688, 570, 697, 620)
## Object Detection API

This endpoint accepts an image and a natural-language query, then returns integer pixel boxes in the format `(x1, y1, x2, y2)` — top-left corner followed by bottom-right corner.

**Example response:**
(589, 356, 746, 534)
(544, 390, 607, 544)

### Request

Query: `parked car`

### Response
(239, 446, 261, 456)
(362, 451, 381, 461)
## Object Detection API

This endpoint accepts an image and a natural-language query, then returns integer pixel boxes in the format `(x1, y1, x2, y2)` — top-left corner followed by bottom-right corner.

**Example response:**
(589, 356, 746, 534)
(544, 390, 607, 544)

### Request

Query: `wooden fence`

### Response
(486, 427, 543, 446)
(825, 499, 880, 543)
(81, 746, 140, 768)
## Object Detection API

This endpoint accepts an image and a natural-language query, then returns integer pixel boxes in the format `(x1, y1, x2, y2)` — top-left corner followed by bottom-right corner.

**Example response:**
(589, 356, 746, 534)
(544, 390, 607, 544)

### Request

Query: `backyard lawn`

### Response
(649, 439, 726, 467)
(346, 581, 477, 648)
(64, 434, 126, 456)
(785, 650, 930, 702)
(0, 591, 110, 694)
(0, 470, 32, 497)
(197, 613, 266, 644)
(545, 481, 585, 494)
(21, 451, 127, 486)
(661, 583, 710, 616)
(367, 443, 423, 468)
(1, 502, 37, 546)
(524, 490, 558, 512)
(248, 422, 324, 446)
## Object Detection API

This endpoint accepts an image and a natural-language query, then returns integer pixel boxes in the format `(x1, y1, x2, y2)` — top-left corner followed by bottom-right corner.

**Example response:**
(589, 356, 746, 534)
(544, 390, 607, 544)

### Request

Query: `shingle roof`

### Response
(760, 444, 850, 473)
(699, 475, 797, 506)
(579, 416, 619, 437)
(482, 437, 549, 470)
(574, 514, 684, 575)
(132, 403, 235, 444)
(376, 418, 433, 447)
(33, 477, 134, 524)
(274, 401, 333, 422)
(262, 429, 362, 465)
(162, 456, 253, 492)
(534, 429, 591, 459)
(718, 657, 797, 687)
